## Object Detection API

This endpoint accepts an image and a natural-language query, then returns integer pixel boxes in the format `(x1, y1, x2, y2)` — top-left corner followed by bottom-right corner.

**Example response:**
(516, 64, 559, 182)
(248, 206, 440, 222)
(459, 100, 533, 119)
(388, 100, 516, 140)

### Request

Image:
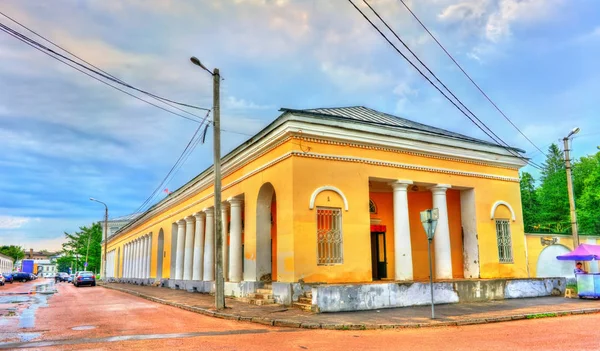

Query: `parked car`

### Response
(74, 271, 96, 287)
(12, 272, 31, 282)
(68, 274, 74, 283)
(3, 273, 14, 284)
(0, 274, 5, 286)
(55, 273, 70, 282)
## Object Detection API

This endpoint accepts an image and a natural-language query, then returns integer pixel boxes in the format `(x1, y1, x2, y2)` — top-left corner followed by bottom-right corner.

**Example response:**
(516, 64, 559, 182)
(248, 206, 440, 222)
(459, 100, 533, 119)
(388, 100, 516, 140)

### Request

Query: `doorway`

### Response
(370, 231, 387, 280)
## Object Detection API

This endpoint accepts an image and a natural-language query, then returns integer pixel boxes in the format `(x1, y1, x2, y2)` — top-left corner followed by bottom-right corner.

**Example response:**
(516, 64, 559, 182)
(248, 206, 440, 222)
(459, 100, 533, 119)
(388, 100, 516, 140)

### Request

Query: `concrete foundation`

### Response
(113, 277, 566, 313)
(301, 278, 567, 313)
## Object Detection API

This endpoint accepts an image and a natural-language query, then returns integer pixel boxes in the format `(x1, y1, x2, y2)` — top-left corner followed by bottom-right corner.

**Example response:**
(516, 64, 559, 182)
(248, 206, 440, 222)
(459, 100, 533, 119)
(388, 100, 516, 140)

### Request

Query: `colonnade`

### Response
(0, 255, 13, 272)
(123, 233, 152, 279)
(173, 197, 244, 283)
(105, 250, 116, 278)
(391, 181, 454, 280)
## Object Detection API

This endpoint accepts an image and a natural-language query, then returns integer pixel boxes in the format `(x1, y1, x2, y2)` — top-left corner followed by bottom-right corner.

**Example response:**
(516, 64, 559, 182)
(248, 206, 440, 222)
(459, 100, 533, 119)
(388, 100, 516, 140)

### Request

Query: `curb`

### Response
(102, 285, 600, 330)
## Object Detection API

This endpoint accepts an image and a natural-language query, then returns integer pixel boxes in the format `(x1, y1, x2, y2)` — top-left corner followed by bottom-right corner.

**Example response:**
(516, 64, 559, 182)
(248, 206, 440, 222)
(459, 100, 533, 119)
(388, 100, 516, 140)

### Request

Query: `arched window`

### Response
(369, 199, 377, 214)
(491, 201, 515, 263)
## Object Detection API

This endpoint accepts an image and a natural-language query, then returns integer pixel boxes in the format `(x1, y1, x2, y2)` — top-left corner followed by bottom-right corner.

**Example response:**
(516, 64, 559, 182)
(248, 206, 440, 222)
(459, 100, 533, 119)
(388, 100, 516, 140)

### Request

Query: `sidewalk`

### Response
(102, 283, 600, 330)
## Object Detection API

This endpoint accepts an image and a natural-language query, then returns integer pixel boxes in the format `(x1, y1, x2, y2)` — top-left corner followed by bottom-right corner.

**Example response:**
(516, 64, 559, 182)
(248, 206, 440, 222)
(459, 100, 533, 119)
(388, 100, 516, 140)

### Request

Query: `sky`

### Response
(0, 0, 598, 251)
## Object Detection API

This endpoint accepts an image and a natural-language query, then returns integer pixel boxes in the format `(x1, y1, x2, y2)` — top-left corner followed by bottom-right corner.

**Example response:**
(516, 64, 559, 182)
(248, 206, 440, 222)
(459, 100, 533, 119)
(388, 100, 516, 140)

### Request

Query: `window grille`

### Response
(369, 199, 377, 214)
(317, 207, 343, 265)
(495, 219, 513, 263)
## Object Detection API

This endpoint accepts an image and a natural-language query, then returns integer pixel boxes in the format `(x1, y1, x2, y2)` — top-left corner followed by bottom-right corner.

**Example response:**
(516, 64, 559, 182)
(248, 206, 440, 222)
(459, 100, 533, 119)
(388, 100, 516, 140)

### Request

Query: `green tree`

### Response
(0, 245, 25, 262)
(577, 152, 600, 235)
(61, 223, 102, 273)
(537, 144, 570, 232)
(519, 171, 539, 232)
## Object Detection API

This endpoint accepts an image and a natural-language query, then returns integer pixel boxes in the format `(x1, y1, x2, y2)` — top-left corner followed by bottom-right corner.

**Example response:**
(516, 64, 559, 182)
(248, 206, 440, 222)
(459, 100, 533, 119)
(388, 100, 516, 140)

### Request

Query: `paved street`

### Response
(0, 279, 599, 350)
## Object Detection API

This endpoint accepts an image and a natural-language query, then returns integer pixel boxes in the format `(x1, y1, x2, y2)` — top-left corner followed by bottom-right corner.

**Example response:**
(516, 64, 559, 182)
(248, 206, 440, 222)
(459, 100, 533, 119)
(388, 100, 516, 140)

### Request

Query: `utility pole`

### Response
(190, 57, 224, 310)
(213, 68, 225, 310)
(90, 198, 109, 280)
(563, 127, 580, 248)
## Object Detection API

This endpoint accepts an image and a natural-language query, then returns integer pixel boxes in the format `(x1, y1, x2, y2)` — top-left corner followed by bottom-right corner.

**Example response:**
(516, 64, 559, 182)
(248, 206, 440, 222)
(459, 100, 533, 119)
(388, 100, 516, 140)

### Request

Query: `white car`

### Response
(0, 273, 5, 286)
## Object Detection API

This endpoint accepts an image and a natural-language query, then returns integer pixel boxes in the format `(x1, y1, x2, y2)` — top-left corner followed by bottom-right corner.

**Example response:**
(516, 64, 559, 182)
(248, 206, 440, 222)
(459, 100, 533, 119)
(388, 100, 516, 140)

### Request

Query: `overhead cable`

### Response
(348, 0, 542, 170)
(396, 0, 547, 158)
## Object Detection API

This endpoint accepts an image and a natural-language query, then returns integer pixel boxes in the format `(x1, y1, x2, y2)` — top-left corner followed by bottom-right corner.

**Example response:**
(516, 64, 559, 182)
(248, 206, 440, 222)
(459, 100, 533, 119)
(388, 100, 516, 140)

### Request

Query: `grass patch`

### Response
(526, 312, 558, 319)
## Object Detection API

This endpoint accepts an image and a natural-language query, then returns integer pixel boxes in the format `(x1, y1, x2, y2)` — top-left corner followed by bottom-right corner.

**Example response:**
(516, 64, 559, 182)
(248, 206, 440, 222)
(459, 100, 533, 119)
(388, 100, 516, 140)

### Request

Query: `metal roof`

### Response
(281, 106, 521, 151)
(109, 213, 141, 222)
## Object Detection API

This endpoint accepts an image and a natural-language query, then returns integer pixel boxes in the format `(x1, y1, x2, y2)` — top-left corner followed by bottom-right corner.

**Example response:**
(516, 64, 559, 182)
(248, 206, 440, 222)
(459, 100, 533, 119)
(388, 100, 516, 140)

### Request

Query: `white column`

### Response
(221, 202, 230, 282)
(147, 235, 152, 278)
(175, 219, 186, 280)
(391, 180, 414, 281)
(203, 208, 215, 281)
(128, 243, 132, 278)
(142, 237, 148, 279)
(137, 239, 142, 278)
(431, 184, 453, 279)
(229, 198, 243, 282)
(183, 216, 195, 280)
(192, 212, 205, 281)
(134, 240, 140, 278)
(124, 244, 129, 278)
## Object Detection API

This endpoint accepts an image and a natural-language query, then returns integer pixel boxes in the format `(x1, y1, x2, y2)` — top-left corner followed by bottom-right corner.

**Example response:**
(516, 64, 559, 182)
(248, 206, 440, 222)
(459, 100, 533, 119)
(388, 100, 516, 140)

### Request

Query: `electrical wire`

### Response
(349, 0, 542, 170)
(0, 24, 209, 125)
(134, 111, 211, 213)
(0, 11, 210, 114)
(396, 0, 547, 158)
(360, 0, 544, 170)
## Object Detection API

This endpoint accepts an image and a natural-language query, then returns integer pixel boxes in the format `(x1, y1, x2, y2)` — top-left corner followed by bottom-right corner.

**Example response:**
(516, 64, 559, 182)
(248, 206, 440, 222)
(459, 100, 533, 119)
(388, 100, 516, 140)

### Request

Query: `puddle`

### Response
(71, 325, 97, 331)
(17, 332, 40, 342)
(0, 296, 29, 304)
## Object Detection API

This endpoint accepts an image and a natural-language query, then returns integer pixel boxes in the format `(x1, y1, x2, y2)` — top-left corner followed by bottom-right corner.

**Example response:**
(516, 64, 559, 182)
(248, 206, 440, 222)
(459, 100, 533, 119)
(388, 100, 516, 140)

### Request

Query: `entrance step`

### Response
(263, 283, 272, 290)
(256, 288, 273, 295)
(292, 302, 312, 312)
(298, 297, 312, 304)
(248, 293, 273, 299)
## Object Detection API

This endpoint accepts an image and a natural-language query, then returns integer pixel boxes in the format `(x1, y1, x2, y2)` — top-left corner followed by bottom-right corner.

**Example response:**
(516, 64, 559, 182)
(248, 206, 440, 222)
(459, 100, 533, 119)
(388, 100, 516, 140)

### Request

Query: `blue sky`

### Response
(0, 0, 598, 250)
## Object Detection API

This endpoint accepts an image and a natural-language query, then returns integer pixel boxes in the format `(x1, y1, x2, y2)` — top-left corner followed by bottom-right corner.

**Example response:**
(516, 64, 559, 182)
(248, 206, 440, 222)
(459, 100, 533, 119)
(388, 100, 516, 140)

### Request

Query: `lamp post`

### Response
(563, 128, 580, 248)
(420, 208, 439, 319)
(90, 198, 108, 280)
(189, 56, 225, 310)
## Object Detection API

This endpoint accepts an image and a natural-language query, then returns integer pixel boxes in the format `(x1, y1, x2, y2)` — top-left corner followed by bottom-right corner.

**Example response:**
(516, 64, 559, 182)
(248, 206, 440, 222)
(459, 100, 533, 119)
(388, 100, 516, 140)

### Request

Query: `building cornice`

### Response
(113, 116, 526, 242)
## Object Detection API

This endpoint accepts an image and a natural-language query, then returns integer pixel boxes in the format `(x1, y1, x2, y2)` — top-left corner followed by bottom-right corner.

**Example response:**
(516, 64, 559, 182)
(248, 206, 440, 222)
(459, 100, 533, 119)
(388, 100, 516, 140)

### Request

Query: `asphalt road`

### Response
(1, 279, 599, 350)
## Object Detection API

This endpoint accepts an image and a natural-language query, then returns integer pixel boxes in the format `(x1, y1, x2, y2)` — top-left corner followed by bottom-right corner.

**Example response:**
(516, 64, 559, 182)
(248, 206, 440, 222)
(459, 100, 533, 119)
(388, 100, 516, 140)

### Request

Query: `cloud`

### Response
(438, 0, 565, 43)
(0, 216, 31, 229)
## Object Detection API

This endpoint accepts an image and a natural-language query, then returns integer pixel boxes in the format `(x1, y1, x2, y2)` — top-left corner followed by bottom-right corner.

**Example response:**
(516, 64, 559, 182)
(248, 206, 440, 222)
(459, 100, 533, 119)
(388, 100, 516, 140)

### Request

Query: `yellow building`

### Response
(105, 106, 562, 311)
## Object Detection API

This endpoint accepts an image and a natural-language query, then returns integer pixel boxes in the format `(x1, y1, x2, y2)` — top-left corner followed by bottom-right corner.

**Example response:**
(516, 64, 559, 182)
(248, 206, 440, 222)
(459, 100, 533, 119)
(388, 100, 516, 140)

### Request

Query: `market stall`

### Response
(557, 243, 600, 299)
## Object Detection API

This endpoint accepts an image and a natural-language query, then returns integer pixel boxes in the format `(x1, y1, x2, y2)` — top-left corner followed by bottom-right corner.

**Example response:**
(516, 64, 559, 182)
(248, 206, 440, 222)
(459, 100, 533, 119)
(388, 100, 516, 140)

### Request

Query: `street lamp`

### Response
(189, 56, 225, 310)
(563, 128, 580, 248)
(90, 198, 108, 281)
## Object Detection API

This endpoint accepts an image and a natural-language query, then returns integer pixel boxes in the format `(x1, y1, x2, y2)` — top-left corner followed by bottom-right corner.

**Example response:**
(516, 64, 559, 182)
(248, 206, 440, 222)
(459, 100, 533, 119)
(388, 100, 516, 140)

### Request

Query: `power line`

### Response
(134, 111, 211, 213)
(0, 11, 210, 114)
(348, 0, 542, 170)
(360, 0, 544, 170)
(396, 0, 547, 158)
(0, 23, 208, 125)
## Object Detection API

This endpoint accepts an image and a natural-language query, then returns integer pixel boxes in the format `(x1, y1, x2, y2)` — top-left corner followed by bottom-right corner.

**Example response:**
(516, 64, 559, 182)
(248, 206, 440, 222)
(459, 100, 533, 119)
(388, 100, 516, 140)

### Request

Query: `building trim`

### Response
(295, 152, 520, 183)
(309, 186, 349, 211)
(490, 200, 517, 221)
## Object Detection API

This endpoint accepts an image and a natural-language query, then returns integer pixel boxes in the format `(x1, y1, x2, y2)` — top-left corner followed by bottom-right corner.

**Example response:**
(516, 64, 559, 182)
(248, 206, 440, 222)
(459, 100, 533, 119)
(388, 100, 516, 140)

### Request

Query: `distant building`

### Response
(104, 213, 141, 240)
(35, 259, 58, 277)
(0, 253, 14, 272)
(24, 249, 58, 261)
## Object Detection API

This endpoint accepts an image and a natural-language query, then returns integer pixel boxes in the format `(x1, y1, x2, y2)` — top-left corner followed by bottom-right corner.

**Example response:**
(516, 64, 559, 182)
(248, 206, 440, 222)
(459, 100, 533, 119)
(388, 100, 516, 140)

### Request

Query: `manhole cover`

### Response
(71, 325, 96, 331)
